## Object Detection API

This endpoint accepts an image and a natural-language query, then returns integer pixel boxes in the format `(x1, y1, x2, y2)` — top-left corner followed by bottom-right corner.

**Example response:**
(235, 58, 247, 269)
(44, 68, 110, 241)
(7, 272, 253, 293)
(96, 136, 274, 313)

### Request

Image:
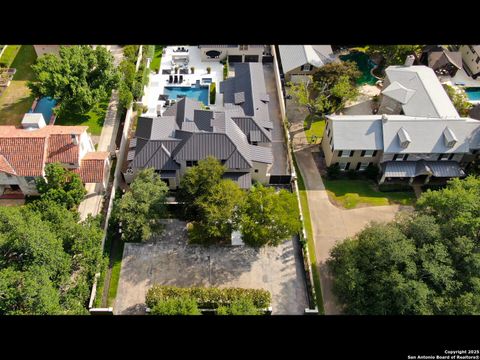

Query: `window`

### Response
(186, 160, 198, 167)
(355, 163, 361, 171)
(329, 137, 332, 146)
(359, 163, 369, 171)
(239, 45, 249, 51)
(339, 162, 350, 171)
(327, 128, 331, 138)
(361, 150, 375, 157)
(438, 154, 449, 161)
(339, 150, 352, 158)
(302, 64, 312, 72)
(448, 153, 455, 160)
(393, 154, 408, 161)
(254, 169, 259, 173)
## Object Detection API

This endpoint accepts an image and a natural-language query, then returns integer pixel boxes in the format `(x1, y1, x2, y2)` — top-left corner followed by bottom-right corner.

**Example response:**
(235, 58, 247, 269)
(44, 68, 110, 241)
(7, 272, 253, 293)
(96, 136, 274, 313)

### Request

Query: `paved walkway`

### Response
(286, 94, 411, 314)
(78, 47, 123, 221)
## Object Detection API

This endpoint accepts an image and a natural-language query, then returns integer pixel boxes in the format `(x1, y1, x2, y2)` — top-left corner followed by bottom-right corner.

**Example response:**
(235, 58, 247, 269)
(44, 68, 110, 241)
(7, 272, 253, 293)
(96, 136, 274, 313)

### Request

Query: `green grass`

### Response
(303, 114, 325, 144)
(149, 45, 163, 72)
(0, 45, 37, 125)
(55, 97, 109, 135)
(324, 179, 415, 209)
(0, 45, 21, 67)
(293, 157, 325, 314)
(107, 240, 124, 307)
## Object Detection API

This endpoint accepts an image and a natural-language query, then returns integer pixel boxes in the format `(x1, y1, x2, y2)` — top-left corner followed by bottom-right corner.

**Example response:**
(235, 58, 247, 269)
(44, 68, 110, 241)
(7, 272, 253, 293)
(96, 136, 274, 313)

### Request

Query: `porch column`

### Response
(424, 175, 431, 185)
(379, 172, 386, 184)
(409, 177, 414, 185)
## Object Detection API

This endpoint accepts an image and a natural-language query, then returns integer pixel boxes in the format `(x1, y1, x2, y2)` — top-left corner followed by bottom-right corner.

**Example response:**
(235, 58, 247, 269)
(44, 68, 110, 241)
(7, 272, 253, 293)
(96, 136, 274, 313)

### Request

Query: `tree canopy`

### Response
(443, 84, 473, 117)
(289, 61, 360, 120)
(177, 156, 226, 221)
(328, 176, 480, 315)
(366, 45, 422, 67)
(240, 184, 302, 247)
(113, 168, 169, 242)
(0, 200, 104, 315)
(28, 45, 120, 115)
(149, 296, 201, 315)
(36, 162, 86, 210)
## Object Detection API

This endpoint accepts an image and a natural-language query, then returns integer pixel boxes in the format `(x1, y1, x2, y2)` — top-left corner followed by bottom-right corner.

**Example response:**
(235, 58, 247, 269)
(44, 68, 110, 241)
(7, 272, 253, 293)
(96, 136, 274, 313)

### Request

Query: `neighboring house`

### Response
(277, 45, 335, 82)
(322, 63, 480, 185)
(125, 63, 273, 189)
(0, 113, 110, 197)
(419, 45, 462, 77)
(199, 45, 266, 63)
(470, 104, 480, 120)
(33, 45, 61, 57)
(459, 45, 480, 79)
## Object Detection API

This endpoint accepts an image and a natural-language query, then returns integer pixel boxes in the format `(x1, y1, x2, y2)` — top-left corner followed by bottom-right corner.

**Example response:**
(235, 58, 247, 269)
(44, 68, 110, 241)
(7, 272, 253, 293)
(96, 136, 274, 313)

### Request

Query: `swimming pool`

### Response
(30, 97, 57, 124)
(339, 52, 378, 85)
(465, 87, 480, 101)
(164, 85, 209, 105)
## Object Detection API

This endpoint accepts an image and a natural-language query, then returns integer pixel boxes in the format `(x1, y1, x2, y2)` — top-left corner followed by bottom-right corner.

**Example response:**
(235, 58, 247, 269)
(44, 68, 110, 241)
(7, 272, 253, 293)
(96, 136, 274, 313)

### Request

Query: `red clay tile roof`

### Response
(0, 137, 47, 176)
(46, 134, 79, 164)
(82, 151, 110, 160)
(0, 155, 17, 175)
(73, 155, 108, 183)
(0, 125, 87, 176)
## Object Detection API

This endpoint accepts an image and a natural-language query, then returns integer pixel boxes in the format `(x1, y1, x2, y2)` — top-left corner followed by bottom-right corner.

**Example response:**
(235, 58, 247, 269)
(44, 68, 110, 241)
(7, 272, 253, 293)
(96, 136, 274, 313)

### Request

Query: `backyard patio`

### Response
(141, 46, 224, 116)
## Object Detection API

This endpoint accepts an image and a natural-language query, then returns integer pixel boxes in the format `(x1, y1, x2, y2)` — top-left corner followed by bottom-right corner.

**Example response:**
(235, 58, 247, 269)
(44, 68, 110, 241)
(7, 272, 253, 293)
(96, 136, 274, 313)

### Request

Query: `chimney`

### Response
(404, 55, 415, 67)
(71, 134, 79, 145)
(382, 114, 388, 123)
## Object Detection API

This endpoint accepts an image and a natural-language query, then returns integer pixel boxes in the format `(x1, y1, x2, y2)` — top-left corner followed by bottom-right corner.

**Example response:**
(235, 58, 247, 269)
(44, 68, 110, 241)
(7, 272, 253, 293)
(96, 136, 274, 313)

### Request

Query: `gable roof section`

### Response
(0, 136, 47, 176)
(382, 81, 416, 104)
(72, 152, 109, 183)
(278, 45, 333, 74)
(46, 134, 79, 164)
(327, 115, 384, 150)
(0, 154, 16, 175)
(384, 65, 459, 118)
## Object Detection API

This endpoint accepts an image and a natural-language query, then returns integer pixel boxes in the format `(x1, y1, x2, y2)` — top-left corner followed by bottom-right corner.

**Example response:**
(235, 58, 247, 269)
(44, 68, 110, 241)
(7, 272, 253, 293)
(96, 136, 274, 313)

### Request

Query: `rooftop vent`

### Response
(234, 92, 245, 104)
(443, 127, 458, 148)
(397, 127, 411, 148)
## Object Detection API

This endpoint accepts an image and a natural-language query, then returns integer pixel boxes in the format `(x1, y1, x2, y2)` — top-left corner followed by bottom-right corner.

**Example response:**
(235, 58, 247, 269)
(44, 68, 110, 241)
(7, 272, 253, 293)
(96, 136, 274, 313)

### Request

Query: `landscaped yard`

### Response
(149, 45, 163, 72)
(303, 114, 325, 144)
(324, 179, 416, 209)
(0, 45, 37, 125)
(54, 97, 109, 135)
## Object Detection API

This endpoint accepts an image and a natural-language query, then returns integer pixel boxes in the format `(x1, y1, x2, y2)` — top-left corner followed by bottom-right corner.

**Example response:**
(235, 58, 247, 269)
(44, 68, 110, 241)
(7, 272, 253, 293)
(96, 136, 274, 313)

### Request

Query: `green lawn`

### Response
(324, 179, 415, 209)
(0, 45, 21, 67)
(149, 45, 163, 72)
(0, 45, 37, 125)
(55, 97, 109, 135)
(107, 240, 124, 307)
(293, 157, 325, 314)
(303, 114, 325, 144)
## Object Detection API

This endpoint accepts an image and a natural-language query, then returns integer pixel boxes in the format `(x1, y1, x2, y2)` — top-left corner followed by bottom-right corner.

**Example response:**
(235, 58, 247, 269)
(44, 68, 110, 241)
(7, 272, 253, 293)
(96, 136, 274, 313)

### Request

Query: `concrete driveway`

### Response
(114, 219, 308, 315)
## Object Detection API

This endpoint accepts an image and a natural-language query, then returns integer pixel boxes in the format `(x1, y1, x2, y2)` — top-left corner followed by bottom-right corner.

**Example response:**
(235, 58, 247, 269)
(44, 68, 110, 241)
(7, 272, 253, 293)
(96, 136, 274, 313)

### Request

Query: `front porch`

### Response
(379, 160, 465, 185)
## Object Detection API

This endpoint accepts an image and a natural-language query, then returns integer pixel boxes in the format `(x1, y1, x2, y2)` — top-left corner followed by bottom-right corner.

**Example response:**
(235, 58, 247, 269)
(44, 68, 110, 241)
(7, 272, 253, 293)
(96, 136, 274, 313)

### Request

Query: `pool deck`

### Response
(142, 46, 224, 117)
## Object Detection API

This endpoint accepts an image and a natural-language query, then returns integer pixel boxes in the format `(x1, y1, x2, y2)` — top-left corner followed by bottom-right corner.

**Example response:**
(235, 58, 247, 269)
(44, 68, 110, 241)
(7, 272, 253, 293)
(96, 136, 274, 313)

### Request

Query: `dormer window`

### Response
(397, 127, 411, 149)
(302, 64, 312, 72)
(443, 127, 457, 148)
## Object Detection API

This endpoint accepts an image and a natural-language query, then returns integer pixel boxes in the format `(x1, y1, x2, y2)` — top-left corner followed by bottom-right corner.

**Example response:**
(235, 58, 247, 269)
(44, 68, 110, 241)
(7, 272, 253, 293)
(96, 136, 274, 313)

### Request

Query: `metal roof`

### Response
(383, 160, 465, 178)
(327, 116, 384, 150)
(223, 172, 252, 189)
(383, 65, 459, 118)
(250, 144, 273, 163)
(278, 45, 334, 74)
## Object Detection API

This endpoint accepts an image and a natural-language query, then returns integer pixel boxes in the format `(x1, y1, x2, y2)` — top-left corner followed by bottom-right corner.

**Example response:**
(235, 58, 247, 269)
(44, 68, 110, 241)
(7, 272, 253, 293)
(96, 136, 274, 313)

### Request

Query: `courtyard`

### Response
(114, 219, 308, 315)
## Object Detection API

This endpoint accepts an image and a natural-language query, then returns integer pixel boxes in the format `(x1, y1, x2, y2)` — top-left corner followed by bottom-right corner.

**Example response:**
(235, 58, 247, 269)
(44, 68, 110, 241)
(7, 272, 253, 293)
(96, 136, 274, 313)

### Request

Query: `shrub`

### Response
(365, 163, 380, 180)
(146, 285, 271, 310)
(210, 82, 216, 105)
(327, 163, 341, 180)
(150, 296, 201, 315)
(346, 169, 358, 180)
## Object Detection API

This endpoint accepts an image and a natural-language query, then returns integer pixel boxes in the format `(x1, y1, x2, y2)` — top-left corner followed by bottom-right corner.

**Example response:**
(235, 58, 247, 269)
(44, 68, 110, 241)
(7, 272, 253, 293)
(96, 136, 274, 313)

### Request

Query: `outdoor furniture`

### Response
(179, 75, 183, 83)
(169, 75, 173, 83)
(174, 75, 178, 83)
(162, 68, 172, 74)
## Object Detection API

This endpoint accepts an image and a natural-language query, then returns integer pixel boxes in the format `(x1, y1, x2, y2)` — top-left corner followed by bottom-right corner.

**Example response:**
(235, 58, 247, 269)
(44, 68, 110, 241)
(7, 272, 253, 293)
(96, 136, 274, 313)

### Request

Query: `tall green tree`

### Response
(366, 45, 422, 67)
(443, 84, 473, 117)
(328, 176, 480, 315)
(28, 45, 120, 115)
(36, 163, 87, 210)
(177, 156, 226, 221)
(114, 168, 169, 242)
(312, 61, 362, 86)
(191, 179, 246, 243)
(240, 184, 302, 247)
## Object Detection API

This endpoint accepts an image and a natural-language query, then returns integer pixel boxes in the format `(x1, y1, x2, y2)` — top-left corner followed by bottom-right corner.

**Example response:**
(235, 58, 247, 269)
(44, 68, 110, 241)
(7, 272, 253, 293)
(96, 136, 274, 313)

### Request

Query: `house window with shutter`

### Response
(362, 150, 375, 157)
(339, 150, 351, 158)
(448, 153, 455, 160)
(302, 64, 312, 72)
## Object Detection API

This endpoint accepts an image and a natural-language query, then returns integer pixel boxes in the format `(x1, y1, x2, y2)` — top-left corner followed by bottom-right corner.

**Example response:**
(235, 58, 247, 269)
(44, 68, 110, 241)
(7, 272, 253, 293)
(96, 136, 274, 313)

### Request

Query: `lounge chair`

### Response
(174, 75, 178, 84)
(169, 75, 173, 83)
(179, 75, 183, 83)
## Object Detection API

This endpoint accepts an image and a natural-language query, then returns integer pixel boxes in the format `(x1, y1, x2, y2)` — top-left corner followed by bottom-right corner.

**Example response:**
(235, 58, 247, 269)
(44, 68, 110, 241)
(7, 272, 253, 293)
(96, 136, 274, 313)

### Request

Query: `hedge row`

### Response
(210, 82, 216, 105)
(146, 285, 271, 309)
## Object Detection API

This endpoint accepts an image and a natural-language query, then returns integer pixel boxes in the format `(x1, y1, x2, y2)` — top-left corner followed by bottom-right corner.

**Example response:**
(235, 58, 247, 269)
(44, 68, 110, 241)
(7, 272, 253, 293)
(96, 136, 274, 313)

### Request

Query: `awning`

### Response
(383, 160, 465, 178)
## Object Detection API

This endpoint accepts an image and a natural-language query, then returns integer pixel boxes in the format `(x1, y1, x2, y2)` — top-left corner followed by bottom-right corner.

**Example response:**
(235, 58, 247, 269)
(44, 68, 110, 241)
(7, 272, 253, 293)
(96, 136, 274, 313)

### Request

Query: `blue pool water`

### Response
(30, 97, 57, 124)
(465, 87, 480, 101)
(164, 85, 209, 105)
